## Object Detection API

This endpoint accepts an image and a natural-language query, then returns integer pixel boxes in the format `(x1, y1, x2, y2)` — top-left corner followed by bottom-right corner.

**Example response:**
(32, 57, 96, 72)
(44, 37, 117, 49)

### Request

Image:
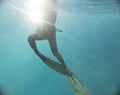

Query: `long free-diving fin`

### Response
(41, 55, 67, 75)
(39, 55, 91, 95)
(67, 71, 91, 95)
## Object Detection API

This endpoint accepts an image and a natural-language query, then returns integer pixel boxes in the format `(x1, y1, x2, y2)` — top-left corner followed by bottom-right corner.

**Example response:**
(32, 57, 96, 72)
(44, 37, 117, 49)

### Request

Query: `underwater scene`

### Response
(0, 0, 120, 95)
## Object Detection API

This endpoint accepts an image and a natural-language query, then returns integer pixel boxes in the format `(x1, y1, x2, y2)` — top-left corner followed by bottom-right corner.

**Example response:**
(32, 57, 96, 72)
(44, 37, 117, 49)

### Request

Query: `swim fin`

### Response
(39, 55, 91, 95)
(67, 70, 91, 95)
(41, 56, 67, 75)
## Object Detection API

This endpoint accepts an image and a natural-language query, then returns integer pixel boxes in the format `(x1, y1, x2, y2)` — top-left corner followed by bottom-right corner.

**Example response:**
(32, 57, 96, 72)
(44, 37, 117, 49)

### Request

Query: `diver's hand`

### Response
(56, 28, 63, 32)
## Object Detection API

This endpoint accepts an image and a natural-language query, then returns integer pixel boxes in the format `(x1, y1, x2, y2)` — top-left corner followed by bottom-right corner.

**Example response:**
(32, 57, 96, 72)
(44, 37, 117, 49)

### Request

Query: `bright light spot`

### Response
(27, 8, 44, 24)
(25, 0, 48, 24)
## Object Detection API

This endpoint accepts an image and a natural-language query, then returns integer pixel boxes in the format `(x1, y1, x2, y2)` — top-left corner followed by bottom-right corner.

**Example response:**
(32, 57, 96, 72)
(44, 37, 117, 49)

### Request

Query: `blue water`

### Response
(0, 0, 120, 95)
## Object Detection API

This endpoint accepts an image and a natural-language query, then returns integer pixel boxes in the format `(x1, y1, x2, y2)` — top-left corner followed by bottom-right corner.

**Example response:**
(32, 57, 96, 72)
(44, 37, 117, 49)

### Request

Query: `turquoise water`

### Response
(0, 0, 120, 95)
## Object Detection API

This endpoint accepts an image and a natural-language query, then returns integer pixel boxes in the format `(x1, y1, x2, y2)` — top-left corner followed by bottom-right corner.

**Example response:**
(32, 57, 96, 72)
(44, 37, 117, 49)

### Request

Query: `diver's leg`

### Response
(27, 33, 67, 75)
(48, 35, 67, 68)
(27, 33, 47, 61)
(28, 33, 42, 54)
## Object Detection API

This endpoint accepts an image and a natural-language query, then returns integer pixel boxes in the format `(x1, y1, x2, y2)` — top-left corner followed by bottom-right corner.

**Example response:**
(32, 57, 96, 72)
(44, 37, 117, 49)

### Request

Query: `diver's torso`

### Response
(36, 10, 57, 37)
(44, 10, 57, 24)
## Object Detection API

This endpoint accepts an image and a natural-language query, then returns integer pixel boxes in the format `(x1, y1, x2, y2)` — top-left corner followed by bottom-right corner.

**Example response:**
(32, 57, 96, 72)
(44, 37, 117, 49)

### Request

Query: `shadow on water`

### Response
(116, 88, 120, 95)
(0, 86, 7, 95)
(0, 88, 4, 95)
(116, 91, 120, 95)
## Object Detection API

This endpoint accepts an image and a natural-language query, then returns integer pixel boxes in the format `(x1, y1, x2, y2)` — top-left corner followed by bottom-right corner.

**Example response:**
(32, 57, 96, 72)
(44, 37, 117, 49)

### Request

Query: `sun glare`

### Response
(27, 8, 44, 24)
(26, 0, 48, 24)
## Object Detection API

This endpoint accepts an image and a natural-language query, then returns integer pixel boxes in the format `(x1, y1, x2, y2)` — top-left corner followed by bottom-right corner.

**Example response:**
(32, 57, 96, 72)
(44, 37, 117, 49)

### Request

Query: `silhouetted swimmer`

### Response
(28, 0, 70, 75)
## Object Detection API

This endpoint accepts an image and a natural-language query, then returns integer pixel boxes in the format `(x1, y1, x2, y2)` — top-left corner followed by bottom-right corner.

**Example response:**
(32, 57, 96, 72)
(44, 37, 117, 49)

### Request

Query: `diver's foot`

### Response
(65, 68, 73, 77)
(59, 64, 73, 76)
(61, 63, 67, 69)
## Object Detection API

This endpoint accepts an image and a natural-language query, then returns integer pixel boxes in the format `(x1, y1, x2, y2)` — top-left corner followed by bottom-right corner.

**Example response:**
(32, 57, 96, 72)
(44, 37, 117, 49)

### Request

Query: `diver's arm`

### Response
(56, 28, 63, 32)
